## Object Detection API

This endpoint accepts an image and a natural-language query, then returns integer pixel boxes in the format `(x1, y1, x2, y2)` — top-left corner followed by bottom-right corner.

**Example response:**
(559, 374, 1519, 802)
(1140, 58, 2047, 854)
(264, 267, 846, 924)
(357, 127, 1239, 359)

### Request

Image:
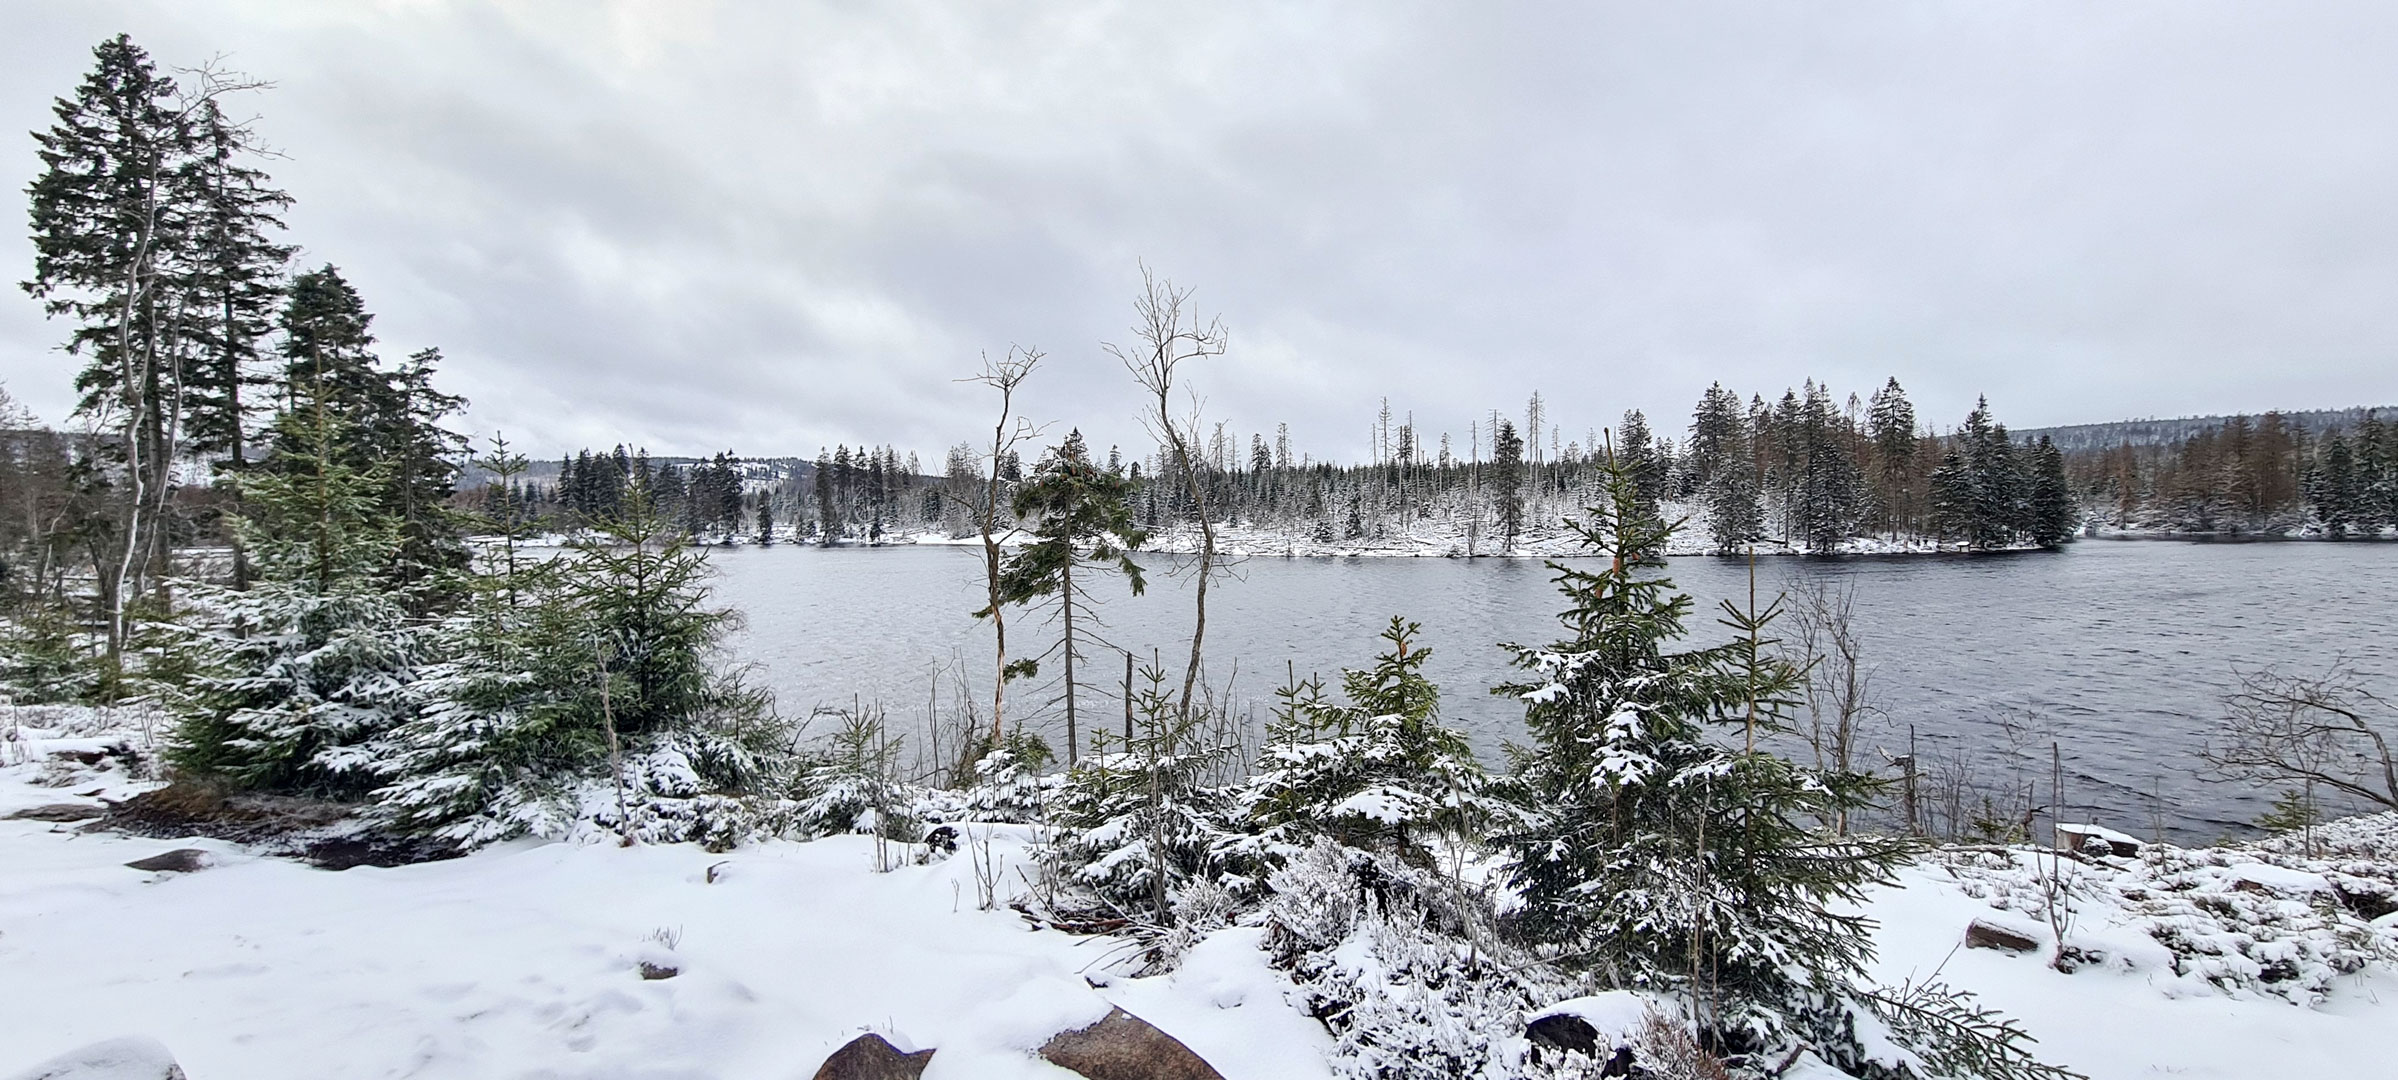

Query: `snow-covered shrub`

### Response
(1938, 826, 2398, 1007)
(1043, 661, 1267, 918)
(371, 490, 788, 848)
(1044, 744, 1261, 915)
(168, 580, 421, 797)
(959, 744, 1057, 824)
(790, 706, 920, 840)
(1247, 618, 1505, 864)
(0, 606, 97, 704)
(167, 405, 422, 798)
(1263, 840, 1555, 1080)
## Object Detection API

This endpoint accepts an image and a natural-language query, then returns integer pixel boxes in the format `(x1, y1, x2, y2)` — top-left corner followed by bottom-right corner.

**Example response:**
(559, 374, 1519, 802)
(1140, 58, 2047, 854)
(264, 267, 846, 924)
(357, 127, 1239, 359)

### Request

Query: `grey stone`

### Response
(1964, 918, 2040, 954)
(4, 1035, 187, 1079)
(1038, 1006, 1225, 1080)
(809, 1033, 933, 1080)
(123, 849, 212, 874)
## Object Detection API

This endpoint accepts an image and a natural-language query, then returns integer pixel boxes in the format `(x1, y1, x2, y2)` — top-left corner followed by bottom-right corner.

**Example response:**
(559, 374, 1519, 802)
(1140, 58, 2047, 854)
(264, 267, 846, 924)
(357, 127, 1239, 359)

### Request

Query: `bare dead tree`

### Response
(963, 347, 1043, 750)
(1104, 266, 1227, 721)
(1788, 578, 1877, 833)
(2203, 661, 2398, 813)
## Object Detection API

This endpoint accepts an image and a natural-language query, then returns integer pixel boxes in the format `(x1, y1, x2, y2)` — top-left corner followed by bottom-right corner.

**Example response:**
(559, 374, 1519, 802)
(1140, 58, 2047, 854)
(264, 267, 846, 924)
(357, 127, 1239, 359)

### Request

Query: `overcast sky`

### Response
(5, 2, 2395, 462)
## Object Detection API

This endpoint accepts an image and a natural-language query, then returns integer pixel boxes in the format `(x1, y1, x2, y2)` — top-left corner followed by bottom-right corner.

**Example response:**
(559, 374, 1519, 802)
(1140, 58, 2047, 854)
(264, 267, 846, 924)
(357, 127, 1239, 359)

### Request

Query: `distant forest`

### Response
(496, 384, 2398, 556)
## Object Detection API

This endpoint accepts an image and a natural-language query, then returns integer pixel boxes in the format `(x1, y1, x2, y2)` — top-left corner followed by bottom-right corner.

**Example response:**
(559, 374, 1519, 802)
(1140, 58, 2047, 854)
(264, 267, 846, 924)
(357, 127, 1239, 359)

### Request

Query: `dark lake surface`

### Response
(709, 538, 2398, 842)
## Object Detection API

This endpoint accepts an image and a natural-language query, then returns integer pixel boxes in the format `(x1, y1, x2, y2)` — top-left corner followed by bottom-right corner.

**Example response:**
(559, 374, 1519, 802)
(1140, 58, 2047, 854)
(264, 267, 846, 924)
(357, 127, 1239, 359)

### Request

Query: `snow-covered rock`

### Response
(4, 1037, 185, 1080)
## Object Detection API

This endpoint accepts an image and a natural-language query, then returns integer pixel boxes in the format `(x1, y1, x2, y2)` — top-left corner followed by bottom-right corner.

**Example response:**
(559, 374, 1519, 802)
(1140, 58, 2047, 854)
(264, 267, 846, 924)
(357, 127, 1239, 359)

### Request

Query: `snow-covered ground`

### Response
(4, 715, 2394, 1079)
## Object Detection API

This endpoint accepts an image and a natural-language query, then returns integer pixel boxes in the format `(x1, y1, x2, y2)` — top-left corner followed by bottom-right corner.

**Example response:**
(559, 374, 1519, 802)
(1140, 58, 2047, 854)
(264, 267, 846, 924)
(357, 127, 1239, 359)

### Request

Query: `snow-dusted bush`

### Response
(959, 744, 1057, 824)
(371, 490, 787, 849)
(1042, 659, 1267, 921)
(789, 706, 920, 840)
(1044, 743, 1261, 914)
(1942, 818, 2398, 1006)
(168, 580, 421, 797)
(1263, 841, 1556, 1080)
(1247, 618, 1505, 864)
(0, 606, 97, 704)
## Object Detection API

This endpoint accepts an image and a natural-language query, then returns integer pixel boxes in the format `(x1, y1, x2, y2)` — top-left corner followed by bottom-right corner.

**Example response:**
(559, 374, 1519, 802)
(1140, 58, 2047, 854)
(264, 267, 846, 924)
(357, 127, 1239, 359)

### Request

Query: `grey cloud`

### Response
(4, 1, 2395, 463)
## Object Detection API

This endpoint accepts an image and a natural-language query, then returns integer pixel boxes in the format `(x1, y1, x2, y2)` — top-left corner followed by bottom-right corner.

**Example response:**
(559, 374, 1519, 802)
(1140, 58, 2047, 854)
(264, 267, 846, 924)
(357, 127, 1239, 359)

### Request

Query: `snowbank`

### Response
(6, 722, 2396, 1079)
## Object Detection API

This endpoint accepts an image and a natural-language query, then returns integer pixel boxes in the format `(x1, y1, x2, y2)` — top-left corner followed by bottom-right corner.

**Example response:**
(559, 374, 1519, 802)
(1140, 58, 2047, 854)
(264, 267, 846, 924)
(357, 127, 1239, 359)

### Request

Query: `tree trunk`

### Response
(1062, 559, 1078, 765)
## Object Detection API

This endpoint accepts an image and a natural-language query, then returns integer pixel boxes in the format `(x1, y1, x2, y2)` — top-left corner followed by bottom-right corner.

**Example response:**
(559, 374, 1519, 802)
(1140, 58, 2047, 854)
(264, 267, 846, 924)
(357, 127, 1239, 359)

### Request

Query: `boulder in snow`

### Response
(5, 803, 104, 823)
(809, 1033, 932, 1080)
(2229, 863, 2331, 896)
(2054, 822, 2141, 858)
(5, 1036, 186, 1080)
(1526, 991, 1646, 1068)
(123, 849, 213, 874)
(1964, 918, 2041, 954)
(1038, 1006, 1225, 1080)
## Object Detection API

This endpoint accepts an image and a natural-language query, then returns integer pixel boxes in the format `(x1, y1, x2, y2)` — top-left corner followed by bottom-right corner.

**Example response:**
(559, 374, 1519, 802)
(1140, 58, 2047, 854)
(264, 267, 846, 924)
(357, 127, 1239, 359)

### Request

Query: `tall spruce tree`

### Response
(1865, 378, 1917, 535)
(2024, 436, 2078, 547)
(1491, 420, 1525, 553)
(24, 35, 277, 656)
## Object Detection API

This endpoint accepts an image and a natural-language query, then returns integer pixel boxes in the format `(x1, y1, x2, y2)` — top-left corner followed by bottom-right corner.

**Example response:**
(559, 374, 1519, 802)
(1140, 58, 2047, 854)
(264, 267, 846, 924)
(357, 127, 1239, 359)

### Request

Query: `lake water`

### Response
(709, 538, 2398, 842)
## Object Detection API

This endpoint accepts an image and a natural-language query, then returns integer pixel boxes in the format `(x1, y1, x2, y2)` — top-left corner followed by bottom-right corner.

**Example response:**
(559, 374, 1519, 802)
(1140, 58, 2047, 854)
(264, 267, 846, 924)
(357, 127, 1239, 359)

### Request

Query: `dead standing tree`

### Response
(965, 347, 1043, 751)
(1105, 266, 1227, 721)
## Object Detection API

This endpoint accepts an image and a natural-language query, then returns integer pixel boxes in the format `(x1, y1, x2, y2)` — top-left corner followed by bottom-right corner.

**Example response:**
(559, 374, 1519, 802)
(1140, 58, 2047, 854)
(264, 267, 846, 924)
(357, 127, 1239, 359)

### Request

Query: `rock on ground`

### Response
(809, 1034, 933, 1080)
(1039, 1007, 1225, 1080)
(5, 1037, 186, 1080)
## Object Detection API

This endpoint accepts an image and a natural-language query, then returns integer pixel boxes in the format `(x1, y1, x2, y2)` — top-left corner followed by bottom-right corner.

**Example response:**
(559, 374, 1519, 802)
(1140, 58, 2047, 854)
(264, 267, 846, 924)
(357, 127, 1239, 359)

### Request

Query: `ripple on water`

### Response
(710, 539, 2398, 843)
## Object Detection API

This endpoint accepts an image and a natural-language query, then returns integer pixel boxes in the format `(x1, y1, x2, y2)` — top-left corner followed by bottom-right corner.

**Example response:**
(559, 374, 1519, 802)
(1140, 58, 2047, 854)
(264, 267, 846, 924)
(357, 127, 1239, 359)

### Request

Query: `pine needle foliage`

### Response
(1248, 617, 1502, 862)
(168, 404, 416, 796)
(372, 477, 777, 845)
(1493, 449, 1913, 1051)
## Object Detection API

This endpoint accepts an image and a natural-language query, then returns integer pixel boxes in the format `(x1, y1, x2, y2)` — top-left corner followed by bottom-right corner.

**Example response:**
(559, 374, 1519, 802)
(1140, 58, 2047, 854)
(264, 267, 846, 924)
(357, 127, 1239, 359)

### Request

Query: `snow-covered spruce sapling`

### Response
(373, 476, 776, 848)
(1492, 449, 1925, 1063)
(1045, 655, 1254, 935)
(1246, 617, 1502, 865)
(168, 401, 418, 798)
(792, 703, 917, 864)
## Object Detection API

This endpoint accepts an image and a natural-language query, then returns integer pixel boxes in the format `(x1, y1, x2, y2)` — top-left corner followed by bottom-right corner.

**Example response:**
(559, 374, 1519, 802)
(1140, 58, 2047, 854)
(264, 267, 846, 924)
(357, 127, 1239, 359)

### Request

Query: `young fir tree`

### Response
(369, 437, 572, 844)
(374, 474, 776, 846)
(169, 398, 418, 797)
(1046, 657, 1257, 922)
(1492, 451, 1911, 1056)
(981, 430, 1147, 764)
(1247, 617, 1499, 863)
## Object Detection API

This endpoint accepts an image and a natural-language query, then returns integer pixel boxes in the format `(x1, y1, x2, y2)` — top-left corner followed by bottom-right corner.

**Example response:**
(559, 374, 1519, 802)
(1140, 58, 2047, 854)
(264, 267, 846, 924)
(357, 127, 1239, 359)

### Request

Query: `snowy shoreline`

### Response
(5, 712, 2395, 1079)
